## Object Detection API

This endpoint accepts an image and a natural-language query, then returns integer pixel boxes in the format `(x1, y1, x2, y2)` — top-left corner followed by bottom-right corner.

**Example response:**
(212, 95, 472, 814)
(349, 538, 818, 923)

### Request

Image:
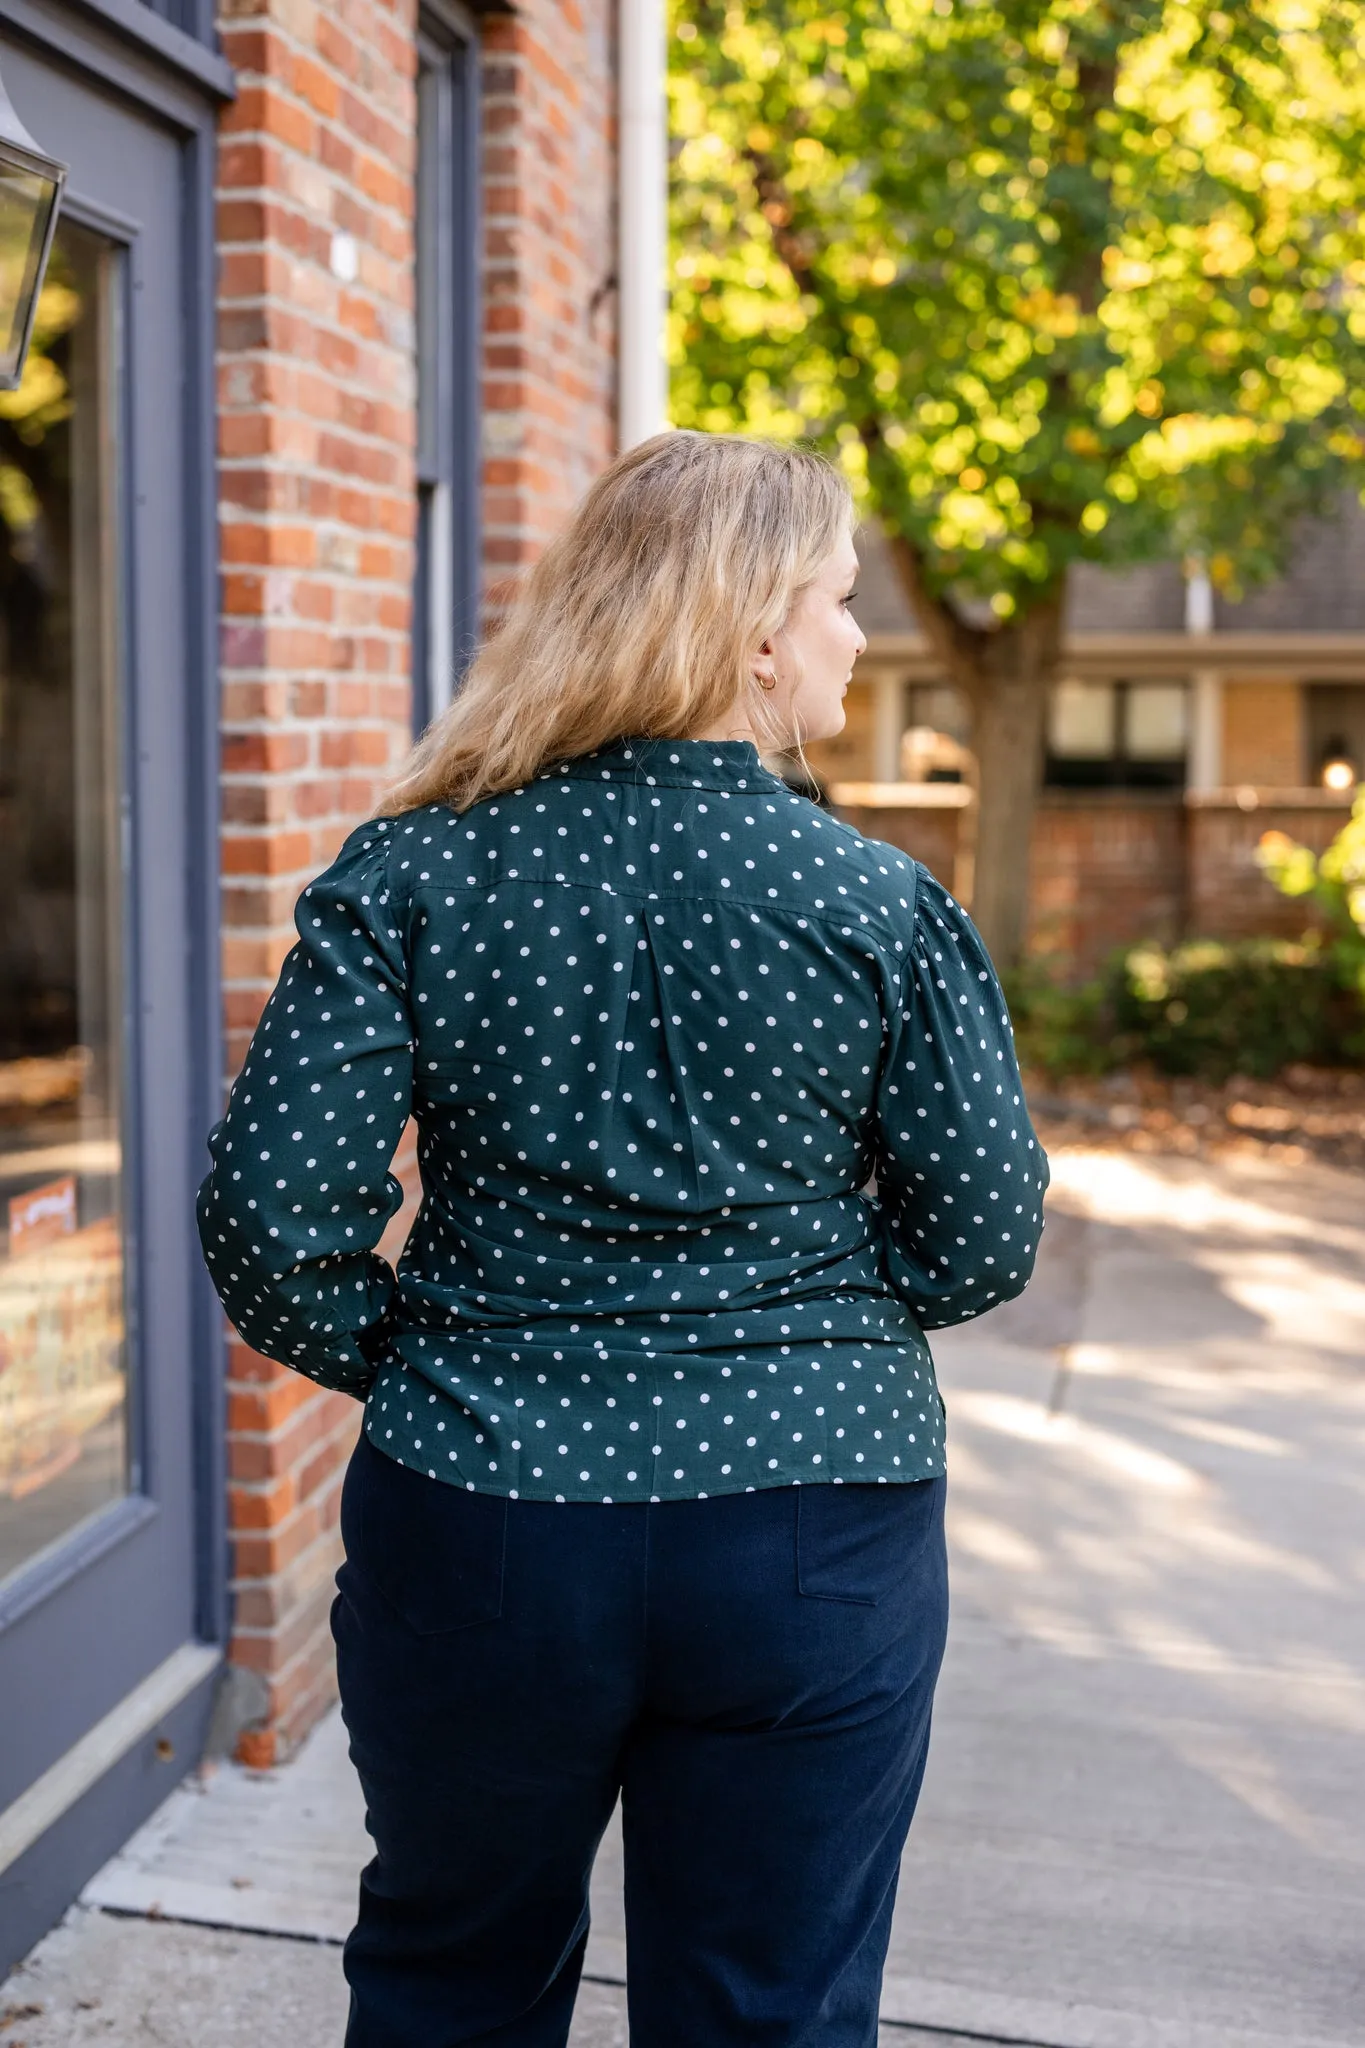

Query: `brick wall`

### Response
(1026, 794, 1187, 965)
(1186, 794, 1353, 941)
(1222, 680, 1304, 787)
(214, 0, 618, 1763)
(828, 791, 961, 895)
(833, 791, 1354, 975)
(480, 2, 617, 607)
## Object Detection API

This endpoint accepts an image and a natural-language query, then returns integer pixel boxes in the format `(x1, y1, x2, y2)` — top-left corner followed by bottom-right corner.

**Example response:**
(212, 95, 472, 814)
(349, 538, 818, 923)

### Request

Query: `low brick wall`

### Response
(1027, 792, 1187, 966)
(831, 786, 1353, 975)
(1186, 793, 1353, 943)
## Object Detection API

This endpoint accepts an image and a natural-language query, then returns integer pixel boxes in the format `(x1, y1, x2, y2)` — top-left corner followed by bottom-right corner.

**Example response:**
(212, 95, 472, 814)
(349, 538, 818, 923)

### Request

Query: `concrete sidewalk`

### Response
(0, 1912, 983, 2048)
(5, 1144, 1362, 2047)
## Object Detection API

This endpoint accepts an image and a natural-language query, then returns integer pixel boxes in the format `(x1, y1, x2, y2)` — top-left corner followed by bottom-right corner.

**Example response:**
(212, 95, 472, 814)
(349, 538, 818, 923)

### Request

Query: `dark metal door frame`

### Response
(0, 0, 228, 1972)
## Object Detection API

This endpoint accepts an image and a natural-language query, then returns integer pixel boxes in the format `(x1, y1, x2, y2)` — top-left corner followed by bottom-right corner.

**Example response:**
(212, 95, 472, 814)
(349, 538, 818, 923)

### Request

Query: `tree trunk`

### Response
(956, 643, 1057, 965)
(880, 529, 1065, 968)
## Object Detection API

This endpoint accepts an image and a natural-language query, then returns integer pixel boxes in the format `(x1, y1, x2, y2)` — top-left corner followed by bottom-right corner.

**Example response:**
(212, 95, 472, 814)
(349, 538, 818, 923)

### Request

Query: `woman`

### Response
(198, 431, 1048, 2048)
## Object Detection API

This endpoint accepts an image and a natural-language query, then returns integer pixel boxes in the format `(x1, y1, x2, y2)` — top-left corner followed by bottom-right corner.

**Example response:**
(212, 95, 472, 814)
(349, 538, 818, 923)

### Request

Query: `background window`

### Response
(905, 683, 971, 744)
(1305, 682, 1365, 790)
(1049, 679, 1118, 759)
(1045, 678, 1188, 789)
(1126, 682, 1188, 760)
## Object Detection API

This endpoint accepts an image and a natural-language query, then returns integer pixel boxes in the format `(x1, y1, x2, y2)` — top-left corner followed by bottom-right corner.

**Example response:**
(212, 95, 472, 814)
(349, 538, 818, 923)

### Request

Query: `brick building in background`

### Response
(815, 513, 1364, 971)
(0, 0, 645, 1969)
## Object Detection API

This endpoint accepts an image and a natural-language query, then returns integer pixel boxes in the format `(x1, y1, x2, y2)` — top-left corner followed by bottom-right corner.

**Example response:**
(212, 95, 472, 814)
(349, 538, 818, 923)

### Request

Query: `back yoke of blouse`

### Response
(198, 737, 1048, 1503)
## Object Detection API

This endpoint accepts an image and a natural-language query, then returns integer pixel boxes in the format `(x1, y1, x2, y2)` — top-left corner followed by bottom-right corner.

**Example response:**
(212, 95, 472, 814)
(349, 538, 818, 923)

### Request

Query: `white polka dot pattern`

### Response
(197, 737, 1048, 1502)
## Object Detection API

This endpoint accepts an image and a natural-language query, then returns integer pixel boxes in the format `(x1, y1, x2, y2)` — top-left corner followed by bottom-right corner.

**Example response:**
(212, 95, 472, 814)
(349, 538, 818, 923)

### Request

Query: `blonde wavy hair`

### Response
(385, 429, 853, 815)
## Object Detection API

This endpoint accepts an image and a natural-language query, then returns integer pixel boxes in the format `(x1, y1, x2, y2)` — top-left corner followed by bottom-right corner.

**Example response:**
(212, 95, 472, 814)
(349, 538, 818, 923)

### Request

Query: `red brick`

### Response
(222, 828, 314, 875)
(235, 1727, 277, 1770)
(288, 52, 342, 120)
(227, 1375, 317, 1436)
(214, 0, 618, 1767)
(221, 85, 317, 157)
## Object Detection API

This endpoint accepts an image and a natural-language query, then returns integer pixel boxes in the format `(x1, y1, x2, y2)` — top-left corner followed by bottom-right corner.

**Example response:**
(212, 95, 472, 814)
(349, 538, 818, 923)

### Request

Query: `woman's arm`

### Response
(196, 819, 413, 1397)
(873, 866, 1048, 1331)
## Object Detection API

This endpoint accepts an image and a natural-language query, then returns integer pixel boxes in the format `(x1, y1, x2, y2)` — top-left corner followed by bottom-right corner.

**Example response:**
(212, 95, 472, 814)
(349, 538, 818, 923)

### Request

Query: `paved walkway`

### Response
(880, 1147, 1365, 2048)
(6, 1145, 1363, 2047)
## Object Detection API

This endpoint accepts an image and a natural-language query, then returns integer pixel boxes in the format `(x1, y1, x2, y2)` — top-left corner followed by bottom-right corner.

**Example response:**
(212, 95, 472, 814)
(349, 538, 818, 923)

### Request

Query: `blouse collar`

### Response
(546, 736, 779, 793)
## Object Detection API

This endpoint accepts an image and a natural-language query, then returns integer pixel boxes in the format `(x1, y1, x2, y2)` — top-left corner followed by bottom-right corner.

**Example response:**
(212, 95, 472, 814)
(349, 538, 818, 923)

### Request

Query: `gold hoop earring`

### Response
(754, 669, 777, 692)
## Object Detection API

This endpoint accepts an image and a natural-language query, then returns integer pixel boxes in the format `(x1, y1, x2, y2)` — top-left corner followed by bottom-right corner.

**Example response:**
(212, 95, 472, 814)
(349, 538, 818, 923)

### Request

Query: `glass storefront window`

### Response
(0, 219, 128, 1587)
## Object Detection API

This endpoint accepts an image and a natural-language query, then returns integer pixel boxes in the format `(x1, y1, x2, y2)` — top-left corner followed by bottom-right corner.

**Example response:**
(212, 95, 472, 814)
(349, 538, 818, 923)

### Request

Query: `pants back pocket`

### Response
(796, 1479, 944, 1606)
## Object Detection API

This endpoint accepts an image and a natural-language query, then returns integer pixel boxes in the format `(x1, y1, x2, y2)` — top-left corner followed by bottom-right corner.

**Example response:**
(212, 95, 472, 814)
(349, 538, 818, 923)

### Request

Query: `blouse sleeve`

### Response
(873, 866, 1048, 1331)
(196, 818, 413, 1398)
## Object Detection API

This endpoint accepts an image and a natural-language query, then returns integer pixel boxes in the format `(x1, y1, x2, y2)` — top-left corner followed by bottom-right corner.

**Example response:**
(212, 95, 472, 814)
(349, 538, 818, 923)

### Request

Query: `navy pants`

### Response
(333, 1432, 948, 2048)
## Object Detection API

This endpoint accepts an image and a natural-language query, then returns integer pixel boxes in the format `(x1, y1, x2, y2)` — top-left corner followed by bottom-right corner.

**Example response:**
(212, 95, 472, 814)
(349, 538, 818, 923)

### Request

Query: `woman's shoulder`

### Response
(800, 807, 994, 978)
(298, 812, 428, 956)
(310, 803, 475, 898)
(306, 813, 404, 895)
(792, 802, 927, 942)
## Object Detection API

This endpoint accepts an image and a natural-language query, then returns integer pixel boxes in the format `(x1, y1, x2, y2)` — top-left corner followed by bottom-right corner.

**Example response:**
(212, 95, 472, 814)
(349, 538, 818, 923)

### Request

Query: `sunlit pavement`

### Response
(7, 1146, 1362, 2047)
(893, 1145, 1365, 2047)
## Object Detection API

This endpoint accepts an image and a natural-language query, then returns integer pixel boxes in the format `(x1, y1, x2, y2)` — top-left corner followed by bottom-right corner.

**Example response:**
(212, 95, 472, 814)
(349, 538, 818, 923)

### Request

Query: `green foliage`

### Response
(1256, 794, 1365, 1002)
(670, 0, 1365, 616)
(1008, 934, 1363, 1081)
(1003, 958, 1116, 1079)
(1114, 937, 1358, 1076)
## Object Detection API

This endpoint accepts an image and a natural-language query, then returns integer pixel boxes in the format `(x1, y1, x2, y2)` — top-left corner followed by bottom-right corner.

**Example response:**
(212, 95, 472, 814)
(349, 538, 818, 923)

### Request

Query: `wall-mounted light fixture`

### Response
(0, 62, 67, 392)
(1319, 736, 1358, 794)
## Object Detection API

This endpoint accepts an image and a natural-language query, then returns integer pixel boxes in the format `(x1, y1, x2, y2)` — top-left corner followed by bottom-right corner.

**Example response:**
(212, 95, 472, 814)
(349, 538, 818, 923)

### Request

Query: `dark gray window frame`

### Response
(31, 0, 232, 90)
(413, 0, 481, 736)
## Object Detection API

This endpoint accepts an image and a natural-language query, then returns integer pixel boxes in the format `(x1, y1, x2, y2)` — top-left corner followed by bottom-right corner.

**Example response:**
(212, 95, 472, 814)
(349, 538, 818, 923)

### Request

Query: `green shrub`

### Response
(1257, 794, 1365, 1021)
(1007, 934, 1363, 1082)
(1003, 960, 1121, 1081)
(1113, 937, 1354, 1079)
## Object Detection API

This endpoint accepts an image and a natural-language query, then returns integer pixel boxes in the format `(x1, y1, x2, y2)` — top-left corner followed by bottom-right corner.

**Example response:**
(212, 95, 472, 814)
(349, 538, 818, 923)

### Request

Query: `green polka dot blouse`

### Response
(197, 737, 1048, 1502)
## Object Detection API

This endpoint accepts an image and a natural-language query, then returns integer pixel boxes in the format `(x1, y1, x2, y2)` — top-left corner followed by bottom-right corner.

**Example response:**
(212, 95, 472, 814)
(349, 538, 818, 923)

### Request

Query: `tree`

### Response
(669, 0, 1365, 962)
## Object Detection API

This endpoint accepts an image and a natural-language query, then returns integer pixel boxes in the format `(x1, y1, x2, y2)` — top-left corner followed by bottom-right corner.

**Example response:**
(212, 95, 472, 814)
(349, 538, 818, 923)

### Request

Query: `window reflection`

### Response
(0, 219, 128, 1586)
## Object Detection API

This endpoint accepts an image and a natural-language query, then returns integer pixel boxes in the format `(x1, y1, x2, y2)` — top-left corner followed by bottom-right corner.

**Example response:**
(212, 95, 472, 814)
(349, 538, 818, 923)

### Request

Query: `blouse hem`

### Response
(360, 1411, 945, 1503)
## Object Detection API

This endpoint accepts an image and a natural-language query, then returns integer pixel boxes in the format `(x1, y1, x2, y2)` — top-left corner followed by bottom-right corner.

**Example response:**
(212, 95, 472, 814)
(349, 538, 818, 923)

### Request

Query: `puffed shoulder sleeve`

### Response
(873, 865, 1048, 1331)
(196, 817, 414, 1397)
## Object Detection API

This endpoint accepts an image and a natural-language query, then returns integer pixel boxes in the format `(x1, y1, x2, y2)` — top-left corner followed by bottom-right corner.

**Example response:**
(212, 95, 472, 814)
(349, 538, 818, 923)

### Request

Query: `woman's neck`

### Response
(684, 719, 761, 745)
